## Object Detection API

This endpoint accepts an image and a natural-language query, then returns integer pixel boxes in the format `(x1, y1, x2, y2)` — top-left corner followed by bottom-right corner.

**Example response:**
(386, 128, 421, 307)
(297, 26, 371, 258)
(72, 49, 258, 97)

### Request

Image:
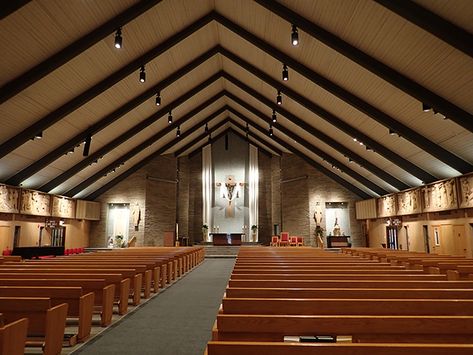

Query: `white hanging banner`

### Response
(248, 144, 259, 242)
(202, 144, 212, 242)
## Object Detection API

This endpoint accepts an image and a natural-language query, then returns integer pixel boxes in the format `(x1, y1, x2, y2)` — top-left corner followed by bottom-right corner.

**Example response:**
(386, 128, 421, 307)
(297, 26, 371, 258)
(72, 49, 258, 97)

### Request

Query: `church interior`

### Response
(1, 0, 473, 354)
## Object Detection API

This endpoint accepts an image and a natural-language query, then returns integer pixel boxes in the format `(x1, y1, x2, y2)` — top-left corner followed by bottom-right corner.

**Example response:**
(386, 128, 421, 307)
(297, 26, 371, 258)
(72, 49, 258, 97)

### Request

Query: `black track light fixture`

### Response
(168, 110, 173, 124)
(35, 131, 43, 139)
(139, 65, 146, 83)
(155, 92, 161, 106)
(272, 109, 277, 123)
(291, 24, 299, 46)
(204, 122, 209, 133)
(83, 133, 92, 157)
(176, 125, 181, 138)
(269, 124, 273, 137)
(422, 102, 431, 112)
(114, 27, 122, 49)
(276, 90, 282, 105)
(245, 122, 249, 133)
(282, 64, 288, 81)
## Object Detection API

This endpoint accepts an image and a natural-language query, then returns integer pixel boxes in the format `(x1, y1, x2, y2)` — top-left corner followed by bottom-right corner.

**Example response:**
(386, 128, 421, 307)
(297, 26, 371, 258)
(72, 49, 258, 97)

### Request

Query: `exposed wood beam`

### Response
(85, 120, 232, 200)
(228, 117, 371, 199)
(67, 109, 228, 197)
(255, 0, 473, 133)
(220, 47, 473, 175)
(226, 99, 387, 195)
(220, 49, 408, 190)
(7, 48, 220, 186)
(40, 81, 225, 193)
(375, 0, 473, 59)
(0, 0, 161, 102)
(222, 71, 435, 184)
(173, 119, 230, 157)
(0, 12, 214, 159)
(182, 119, 279, 158)
(0, 0, 31, 20)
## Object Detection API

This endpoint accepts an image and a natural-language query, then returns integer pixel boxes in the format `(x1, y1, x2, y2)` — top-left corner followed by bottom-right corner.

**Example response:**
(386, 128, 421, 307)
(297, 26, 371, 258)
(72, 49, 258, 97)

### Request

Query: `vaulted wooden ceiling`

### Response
(1, 0, 472, 200)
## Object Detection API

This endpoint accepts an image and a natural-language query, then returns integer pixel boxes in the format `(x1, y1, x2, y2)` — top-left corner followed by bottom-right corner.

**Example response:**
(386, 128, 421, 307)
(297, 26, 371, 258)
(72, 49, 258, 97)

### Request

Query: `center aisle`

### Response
(73, 258, 235, 355)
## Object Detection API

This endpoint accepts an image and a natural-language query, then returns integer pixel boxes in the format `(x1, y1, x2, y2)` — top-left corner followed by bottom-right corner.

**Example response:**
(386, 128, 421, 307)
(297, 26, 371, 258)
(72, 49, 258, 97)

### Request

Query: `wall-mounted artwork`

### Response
(396, 188, 421, 215)
(0, 185, 20, 213)
(20, 190, 51, 216)
(377, 195, 397, 217)
(422, 179, 458, 212)
(51, 196, 75, 218)
(459, 174, 473, 209)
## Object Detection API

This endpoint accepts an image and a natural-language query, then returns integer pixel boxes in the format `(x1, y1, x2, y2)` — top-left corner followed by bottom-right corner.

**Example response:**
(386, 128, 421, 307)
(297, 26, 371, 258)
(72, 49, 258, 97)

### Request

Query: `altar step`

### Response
(203, 246, 240, 258)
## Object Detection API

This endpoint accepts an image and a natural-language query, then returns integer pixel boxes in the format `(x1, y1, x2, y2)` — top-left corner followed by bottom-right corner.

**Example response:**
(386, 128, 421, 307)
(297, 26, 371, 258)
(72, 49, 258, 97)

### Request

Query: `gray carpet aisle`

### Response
(73, 259, 235, 355)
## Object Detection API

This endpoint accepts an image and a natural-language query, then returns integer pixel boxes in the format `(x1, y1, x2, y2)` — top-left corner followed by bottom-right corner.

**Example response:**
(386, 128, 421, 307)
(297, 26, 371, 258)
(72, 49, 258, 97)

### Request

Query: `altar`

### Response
(211, 233, 242, 246)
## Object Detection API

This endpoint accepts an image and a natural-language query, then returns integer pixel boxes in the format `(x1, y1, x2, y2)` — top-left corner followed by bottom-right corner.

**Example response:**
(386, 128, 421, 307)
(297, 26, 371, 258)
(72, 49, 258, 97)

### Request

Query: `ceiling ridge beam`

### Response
(0, 0, 31, 20)
(226, 98, 387, 196)
(0, 0, 162, 102)
(182, 118, 279, 158)
(222, 71, 434, 184)
(6, 47, 220, 186)
(85, 118, 232, 200)
(220, 47, 472, 175)
(219, 48, 408, 190)
(66, 108, 228, 197)
(374, 0, 473, 59)
(40, 79, 225, 193)
(228, 117, 371, 199)
(255, 0, 473, 133)
(173, 118, 230, 157)
(0, 11, 215, 159)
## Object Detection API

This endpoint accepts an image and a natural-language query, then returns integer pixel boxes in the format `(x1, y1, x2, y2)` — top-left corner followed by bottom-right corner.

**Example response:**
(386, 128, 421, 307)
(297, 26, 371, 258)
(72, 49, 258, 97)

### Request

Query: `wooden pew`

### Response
(0, 279, 114, 326)
(0, 273, 130, 315)
(225, 287, 473, 299)
(221, 298, 473, 316)
(228, 279, 473, 289)
(0, 286, 93, 342)
(230, 274, 447, 281)
(0, 297, 68, 355)
(206, 341, 473, 355)
(0, 318, 28, 355)
(214, 314, 473, 343)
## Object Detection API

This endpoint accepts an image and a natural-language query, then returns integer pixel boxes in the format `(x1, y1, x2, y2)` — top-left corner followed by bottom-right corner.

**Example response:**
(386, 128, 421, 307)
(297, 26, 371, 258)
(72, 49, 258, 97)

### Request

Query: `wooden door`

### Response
(452, 224, 468, 256)
(0, 226, 12, 253)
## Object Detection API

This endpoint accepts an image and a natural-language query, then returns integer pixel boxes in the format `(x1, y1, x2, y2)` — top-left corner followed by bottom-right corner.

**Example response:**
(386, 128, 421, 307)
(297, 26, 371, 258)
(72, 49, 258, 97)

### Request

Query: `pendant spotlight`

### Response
(168, 110, 173, 124)
(422, 102, 431, 112)
(35, 131, 43, 139)
(205, 123, 209, 133)
(176, 125, 181, 138)
(155, 92, 161, 106)
(276, 90, 282, 105)
(282, 64, 288, 81)
(272, 109, 277, 123)
(114, 27, 122, 49)
(291, 24, 299, 46)
(83, 134, 92, 157)
(269, 124, 274, 137)
(139, 65, 146, 83)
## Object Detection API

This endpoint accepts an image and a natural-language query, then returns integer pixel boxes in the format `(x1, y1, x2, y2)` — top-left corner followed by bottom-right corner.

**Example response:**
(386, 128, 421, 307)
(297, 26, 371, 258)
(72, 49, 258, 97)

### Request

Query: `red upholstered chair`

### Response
(270, 236, 279, 247)
(73, 248, 79, 254)
(279, 232, 289, 247)
(297, 236, 304, 247)
(289, 236, 298, 247)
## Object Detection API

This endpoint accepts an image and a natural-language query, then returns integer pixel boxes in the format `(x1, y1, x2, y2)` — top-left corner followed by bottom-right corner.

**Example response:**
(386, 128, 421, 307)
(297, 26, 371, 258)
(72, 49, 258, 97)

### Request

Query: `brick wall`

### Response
(258, 152, 272, 245)
(280, 153, 363, 246)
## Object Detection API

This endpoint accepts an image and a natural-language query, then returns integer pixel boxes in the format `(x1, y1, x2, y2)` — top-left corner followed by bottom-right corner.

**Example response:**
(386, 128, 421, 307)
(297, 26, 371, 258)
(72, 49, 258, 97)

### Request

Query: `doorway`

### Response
(50, 227, 65, 247)
(13, 226, 21, 248)
(386, 226, 399, 249)
(423, 225, 430, 253)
